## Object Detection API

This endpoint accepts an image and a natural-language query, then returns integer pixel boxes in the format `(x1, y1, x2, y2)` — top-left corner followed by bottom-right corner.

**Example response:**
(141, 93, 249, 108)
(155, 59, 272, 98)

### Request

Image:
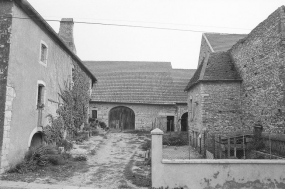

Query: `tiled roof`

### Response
(171, 69, 196, 103)
(204, 33, 247, 52)
(84, 61, 195, 104)
(185, 52, 242, 91)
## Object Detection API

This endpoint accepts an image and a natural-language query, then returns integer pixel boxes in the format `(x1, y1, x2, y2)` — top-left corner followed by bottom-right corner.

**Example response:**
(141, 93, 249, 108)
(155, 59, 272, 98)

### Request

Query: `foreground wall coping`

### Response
(162, 159, 285, 164)
(151, 128, 164, 135)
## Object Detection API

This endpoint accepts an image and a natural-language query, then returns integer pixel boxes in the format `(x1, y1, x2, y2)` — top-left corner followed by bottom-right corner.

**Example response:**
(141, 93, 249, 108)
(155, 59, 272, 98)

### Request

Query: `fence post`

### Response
(151, 128, 164, 188)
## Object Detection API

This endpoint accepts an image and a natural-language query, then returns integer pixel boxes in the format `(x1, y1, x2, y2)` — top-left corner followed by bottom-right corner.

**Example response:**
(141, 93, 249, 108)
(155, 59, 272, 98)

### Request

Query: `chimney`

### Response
(58, 18, 77, 54)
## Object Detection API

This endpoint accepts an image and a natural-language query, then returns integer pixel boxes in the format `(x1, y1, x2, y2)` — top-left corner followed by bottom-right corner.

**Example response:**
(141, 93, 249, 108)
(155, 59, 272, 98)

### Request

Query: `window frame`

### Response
(36, 80, 46, 109)
(39, 40, 48, 66)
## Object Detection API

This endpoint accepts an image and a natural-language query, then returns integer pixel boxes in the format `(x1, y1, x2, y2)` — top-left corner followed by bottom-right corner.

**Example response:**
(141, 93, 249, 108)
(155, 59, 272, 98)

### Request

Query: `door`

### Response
(109, 106, 135, 130)
(167, 116, 174, 132)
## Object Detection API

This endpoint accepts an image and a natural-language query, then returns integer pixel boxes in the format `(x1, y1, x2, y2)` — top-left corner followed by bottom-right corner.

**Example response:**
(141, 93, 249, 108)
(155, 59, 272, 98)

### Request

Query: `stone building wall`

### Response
(187, 82, 242, 153)
(201, 82, 242, 134)
(89, 102, 187, 131)
(0, 0, 13, 173)
(187, 83, 202, 133)
(229, 6, 285, 133)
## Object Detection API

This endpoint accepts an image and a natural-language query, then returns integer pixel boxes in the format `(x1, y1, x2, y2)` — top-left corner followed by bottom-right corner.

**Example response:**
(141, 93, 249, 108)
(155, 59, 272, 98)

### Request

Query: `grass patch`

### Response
(124, 155, 151, 187)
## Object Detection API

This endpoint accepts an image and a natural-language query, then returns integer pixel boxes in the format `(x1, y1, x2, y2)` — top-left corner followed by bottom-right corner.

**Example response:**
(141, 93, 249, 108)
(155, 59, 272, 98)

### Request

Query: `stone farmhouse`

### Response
(185, 6, 285, 148)
(84, 61, 195, 131)
(0, 0, 96, 172)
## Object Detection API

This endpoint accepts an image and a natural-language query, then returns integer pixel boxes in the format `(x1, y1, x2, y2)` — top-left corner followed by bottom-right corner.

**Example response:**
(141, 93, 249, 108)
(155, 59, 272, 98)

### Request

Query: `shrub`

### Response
(73, 155, 87, 161)
(91, 129, 99, 136)
(99, 121, 107, 129)
(83, 123, 91, 131)
(141, 140, 151, 151)
(46, 154, 66, 165)
(163, 134, 188, 146)
(74, 132, 89, 143)
(7, 144, 61, 173)
(58, 139, 73, 151)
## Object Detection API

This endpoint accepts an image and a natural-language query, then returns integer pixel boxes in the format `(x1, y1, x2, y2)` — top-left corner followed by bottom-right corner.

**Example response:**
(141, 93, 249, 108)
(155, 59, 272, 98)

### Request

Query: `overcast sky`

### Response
(27, 0, 284, 69)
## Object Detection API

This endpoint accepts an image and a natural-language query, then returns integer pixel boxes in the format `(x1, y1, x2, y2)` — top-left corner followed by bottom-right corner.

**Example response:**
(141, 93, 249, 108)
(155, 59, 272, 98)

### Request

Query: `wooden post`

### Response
(269, 133, 272, 159)
(219, 135, 222, 159)
(234, 137, 237, 158)
(227, 137, 230, 158)
(243, 134, 245, 159)
(213, 134, 216, 159)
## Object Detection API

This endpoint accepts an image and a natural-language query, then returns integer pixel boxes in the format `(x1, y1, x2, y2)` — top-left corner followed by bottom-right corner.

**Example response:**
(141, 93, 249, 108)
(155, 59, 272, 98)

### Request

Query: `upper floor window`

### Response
(39, 41, 48, 66)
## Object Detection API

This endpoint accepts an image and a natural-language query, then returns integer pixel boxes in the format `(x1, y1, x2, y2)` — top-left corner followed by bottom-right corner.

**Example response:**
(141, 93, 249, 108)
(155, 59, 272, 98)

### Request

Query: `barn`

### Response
(84, 61, 195, 131)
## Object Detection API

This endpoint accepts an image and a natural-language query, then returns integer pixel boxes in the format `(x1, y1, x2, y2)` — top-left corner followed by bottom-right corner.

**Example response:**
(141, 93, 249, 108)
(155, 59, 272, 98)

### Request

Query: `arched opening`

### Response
(181, 112, 188, 131)
(109, 106, 135, 130)
(30, 132, 43, 148)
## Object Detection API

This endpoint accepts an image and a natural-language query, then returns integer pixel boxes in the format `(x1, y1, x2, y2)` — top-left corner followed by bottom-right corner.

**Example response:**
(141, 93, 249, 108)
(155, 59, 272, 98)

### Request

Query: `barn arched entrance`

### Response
(109, 106, 135, 130)
(181, 112, 188, 131)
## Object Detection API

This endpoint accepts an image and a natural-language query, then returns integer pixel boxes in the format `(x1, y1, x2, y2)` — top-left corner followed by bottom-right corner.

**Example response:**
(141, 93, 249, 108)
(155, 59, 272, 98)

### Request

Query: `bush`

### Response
(8, 144, 61, 173)
(46, 154, 66, 165)
(91, 129, 99, 136)
(58, 139, 73, 151)
(83, 123, 91, 131)
(74, 132, 89, 143)
(163, 134, 188, 146)
(99, 121, 107, 129)
(141, 140, 151, 151)
(73, 155, 87, 161)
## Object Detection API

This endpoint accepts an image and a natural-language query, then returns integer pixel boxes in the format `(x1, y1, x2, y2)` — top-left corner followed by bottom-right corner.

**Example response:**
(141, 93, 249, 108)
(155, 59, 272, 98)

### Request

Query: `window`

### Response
(39, 41, 48, 66)
(37, 83, 45, 109)
(91, 110, 97, 119)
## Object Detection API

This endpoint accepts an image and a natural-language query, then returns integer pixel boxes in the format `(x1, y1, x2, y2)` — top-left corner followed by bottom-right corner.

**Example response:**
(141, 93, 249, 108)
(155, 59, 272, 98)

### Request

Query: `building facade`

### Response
(84, 61, 194, 132)
(0, 0, 96, 172)
(185, 6, 285, 151)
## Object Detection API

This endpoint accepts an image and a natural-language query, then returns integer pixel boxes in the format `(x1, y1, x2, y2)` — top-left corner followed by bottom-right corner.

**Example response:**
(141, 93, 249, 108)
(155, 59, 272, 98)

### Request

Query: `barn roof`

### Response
(204, 33, 247, 52)
(84, 61, 195, 104)
(185, 52, 242, 91)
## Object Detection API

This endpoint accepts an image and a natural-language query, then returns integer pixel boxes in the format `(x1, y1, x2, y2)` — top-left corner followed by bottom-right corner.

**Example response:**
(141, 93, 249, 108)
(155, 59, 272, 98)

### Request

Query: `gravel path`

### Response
(55, 131, 148, 189)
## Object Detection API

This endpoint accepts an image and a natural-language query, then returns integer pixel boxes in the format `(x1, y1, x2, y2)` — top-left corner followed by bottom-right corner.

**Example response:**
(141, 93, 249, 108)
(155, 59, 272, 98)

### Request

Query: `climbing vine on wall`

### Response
(55, 61, 91, 137)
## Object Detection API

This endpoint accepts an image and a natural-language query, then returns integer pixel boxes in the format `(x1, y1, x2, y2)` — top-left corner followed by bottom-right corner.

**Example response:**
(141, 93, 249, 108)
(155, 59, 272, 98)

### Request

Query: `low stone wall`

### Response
(151, 129, 285, 189)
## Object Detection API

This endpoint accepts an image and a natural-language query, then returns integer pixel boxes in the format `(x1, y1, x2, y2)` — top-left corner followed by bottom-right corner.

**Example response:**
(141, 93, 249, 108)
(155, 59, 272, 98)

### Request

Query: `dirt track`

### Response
(54, 131, 149, 189)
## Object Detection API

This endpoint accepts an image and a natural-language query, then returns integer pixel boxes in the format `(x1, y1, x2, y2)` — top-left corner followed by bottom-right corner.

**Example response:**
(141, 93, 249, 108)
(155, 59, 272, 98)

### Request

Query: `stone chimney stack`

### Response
(58, 18, 77, 54)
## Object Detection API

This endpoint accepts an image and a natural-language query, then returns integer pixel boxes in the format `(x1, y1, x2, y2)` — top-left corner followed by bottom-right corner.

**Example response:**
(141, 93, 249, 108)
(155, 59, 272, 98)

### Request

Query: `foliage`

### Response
(74, 132, 89, 143)
(73, 155, 88, 161)
(141, 139, 151, 151)
(8, 145, 64, 173)
(163, 133, 188, 146)
(43, 114, 65, 145)
(99, 121, 107, 129)
(91, 129, 99, 136)
(57, 139, 73, 151)
(57, 62, 91, 138)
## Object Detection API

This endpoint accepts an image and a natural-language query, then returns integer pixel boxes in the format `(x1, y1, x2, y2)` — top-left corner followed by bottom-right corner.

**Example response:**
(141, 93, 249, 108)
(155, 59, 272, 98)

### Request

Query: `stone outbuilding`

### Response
(84, 61, 195, 131)
(185, 5, 285, 149)
(0, 0, 96, 172)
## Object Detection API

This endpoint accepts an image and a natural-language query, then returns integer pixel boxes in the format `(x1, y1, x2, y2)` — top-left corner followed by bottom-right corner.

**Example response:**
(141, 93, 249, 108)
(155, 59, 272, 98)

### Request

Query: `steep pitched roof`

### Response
(204, 33, 247, 52)
(185, 52, 242, 91)
(84, 61, 195, 104)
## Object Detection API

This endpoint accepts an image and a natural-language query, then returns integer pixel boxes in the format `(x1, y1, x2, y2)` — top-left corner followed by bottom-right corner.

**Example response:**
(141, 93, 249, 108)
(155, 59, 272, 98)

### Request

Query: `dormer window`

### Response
(39, 41, 48, 66)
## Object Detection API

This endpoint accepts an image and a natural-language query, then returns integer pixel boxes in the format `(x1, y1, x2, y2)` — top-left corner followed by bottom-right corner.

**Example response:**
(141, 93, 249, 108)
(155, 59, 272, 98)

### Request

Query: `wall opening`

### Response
(109, 106, 135, 130)
(91, 110, 97, 119)
(167, 116, 174, 132)
(181, 112, 188, 131)
(30, 132, 43, 148)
